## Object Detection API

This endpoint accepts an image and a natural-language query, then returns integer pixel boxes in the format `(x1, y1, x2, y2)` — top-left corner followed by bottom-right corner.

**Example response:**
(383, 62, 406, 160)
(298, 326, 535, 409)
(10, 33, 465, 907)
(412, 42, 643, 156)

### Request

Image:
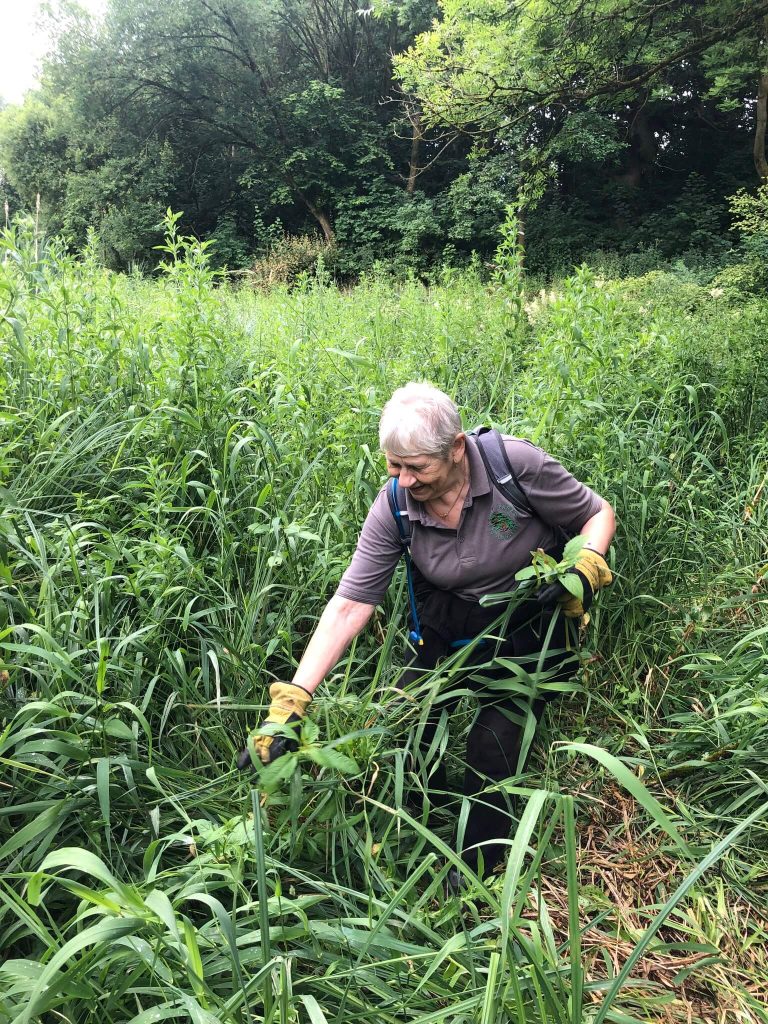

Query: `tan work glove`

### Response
(536, 549, 613, 618)
(237, 681, 312, 769)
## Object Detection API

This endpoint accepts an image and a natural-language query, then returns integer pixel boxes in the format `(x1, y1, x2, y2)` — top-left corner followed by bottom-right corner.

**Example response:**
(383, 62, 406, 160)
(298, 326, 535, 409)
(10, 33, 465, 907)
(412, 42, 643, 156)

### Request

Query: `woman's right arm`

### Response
(290, 594, 376, 695)
(288, 486, 402, 695)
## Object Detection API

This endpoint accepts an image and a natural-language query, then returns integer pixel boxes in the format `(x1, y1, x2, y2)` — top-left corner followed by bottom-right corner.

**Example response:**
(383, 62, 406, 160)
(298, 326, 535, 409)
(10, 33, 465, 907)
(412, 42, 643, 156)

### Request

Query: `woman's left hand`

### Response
(536, 549, 613, 617)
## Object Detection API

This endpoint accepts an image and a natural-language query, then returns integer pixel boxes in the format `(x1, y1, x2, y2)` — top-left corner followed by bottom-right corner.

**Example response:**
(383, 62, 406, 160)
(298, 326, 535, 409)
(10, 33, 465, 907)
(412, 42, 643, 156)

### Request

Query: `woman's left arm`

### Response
(579, 501, 616, 556)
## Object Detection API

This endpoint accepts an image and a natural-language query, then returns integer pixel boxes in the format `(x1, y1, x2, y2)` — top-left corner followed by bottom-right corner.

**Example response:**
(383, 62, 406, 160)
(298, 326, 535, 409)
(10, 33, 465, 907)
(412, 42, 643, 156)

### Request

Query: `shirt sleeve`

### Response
(335, 486, 404, 605)
(508, 439, 604, 534)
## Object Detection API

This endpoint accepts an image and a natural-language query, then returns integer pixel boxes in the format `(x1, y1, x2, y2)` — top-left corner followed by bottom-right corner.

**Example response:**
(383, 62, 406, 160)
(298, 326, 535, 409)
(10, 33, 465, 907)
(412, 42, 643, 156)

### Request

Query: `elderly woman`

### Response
(240, 382, 615, 879)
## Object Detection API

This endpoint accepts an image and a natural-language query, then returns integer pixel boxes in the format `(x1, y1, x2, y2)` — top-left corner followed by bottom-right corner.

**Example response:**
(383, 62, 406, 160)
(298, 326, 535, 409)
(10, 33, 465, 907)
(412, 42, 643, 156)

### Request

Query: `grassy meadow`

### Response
(1, 218, 768, 1024)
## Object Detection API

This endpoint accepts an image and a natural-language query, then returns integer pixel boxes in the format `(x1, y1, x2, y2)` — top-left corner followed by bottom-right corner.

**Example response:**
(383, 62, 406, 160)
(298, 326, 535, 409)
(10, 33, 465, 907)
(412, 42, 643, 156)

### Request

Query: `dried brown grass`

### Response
(526, 786, 768, 1023)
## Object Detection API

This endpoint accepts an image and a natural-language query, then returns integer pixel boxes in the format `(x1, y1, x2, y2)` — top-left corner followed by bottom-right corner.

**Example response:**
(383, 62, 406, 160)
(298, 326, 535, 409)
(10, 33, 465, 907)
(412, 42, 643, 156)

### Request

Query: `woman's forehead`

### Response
(386, 451, 438, 462)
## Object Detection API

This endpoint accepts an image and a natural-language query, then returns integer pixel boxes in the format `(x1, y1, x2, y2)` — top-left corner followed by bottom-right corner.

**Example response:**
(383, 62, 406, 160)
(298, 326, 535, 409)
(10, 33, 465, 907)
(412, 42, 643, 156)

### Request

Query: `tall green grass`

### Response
(1, 218, 767, 1023)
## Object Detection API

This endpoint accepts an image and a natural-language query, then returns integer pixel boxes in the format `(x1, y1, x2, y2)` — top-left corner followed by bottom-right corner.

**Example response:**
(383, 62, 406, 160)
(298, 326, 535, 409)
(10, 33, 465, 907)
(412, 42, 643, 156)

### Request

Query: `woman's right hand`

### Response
(237, 681, 313, 769)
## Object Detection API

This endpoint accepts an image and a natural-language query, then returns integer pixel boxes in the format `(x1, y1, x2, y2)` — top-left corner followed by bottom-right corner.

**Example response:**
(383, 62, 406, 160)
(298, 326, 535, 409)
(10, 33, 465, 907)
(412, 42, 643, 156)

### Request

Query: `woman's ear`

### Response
(452, 432, 466, 463)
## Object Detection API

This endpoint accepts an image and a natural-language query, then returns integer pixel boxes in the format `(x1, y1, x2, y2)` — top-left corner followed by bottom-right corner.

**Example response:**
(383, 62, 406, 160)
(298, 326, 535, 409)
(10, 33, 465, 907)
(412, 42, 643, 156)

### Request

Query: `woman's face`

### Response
(385, 435, 464, 501)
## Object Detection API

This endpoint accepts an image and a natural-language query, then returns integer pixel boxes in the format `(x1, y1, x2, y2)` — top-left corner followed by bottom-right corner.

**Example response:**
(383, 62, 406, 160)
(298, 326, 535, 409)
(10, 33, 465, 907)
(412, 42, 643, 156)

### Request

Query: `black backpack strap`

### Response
(386, 476, 411, 550)
(470, 426, 535, 519)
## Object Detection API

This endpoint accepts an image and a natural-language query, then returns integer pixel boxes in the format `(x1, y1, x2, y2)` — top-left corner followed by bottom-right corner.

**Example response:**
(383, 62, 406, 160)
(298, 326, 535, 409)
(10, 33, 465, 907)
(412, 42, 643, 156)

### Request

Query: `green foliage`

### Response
(0, 0, 763, 276)
(633, 174, 733, 263)
(2, 216, 768, 1023)
(442, 153, 517, 250)
(524, 174, 735, 277)
(0, 0, 411, 268)
(396, 0, 763, 143)
(0, 98, 70, 228)
(713, 181, 768, 294)
(395, 0, 762, 275)
(728, 180, 768, 237)
(512, 536, 588, 596)
(208, 212, 253, 270)
(492, 207, 525, 308)
(332, 182, 441, 274)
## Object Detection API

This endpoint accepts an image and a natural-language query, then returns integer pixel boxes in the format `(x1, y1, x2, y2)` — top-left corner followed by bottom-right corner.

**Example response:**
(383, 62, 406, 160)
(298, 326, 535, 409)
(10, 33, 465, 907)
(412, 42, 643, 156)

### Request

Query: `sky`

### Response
(0, 0, 106, 106)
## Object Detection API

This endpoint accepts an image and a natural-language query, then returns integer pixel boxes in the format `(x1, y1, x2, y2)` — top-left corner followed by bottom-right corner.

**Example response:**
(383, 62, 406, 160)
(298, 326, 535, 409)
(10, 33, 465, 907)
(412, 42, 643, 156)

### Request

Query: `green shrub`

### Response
(713, 181, 768, 295)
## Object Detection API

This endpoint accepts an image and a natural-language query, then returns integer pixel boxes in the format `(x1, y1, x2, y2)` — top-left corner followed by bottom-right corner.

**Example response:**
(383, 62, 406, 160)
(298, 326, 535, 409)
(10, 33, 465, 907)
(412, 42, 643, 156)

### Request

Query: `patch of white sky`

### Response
(0, 0, 106, 106)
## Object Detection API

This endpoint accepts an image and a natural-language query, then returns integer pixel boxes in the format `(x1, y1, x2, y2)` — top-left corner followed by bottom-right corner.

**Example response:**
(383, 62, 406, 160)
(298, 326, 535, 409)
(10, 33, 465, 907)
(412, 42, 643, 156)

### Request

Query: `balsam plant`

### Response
(514, 535, 590, 600)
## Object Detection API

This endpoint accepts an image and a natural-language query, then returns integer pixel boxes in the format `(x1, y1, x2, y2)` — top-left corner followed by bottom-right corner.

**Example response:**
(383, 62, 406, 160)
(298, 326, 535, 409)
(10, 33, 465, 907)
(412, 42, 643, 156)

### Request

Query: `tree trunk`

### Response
(755, 17, 768, 180)
(298, 199, 334, 244)
(406, 107, 422, 194)
(615, 101, 659, 187)
(286, 171, 335, 242)
(312, 206, 336, 244)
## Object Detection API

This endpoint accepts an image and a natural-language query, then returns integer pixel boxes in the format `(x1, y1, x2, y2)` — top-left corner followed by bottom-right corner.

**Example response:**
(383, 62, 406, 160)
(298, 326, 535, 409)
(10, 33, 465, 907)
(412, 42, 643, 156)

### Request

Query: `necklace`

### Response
(429, 457, 468, 520)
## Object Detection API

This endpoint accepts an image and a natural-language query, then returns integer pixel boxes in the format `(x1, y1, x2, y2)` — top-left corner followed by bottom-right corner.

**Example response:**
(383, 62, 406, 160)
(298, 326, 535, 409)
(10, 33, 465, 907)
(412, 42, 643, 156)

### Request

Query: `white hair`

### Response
(379, 382, 462, 458)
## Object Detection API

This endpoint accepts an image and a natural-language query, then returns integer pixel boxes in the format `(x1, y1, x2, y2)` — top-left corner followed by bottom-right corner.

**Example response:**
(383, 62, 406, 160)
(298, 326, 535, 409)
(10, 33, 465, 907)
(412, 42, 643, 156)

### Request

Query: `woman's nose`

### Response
(398, 468, 417, 488)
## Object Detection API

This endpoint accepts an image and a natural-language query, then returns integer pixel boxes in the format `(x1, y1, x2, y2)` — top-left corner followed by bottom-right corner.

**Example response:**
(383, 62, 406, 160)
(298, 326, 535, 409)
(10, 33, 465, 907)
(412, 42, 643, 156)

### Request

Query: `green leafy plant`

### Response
(2, 219, 768, 1024)
(513, 535, 589, 601)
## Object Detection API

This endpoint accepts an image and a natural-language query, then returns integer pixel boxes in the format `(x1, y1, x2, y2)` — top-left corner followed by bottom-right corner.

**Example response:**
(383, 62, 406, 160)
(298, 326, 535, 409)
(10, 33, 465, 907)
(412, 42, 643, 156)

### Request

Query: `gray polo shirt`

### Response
(336, 434, 604, 605)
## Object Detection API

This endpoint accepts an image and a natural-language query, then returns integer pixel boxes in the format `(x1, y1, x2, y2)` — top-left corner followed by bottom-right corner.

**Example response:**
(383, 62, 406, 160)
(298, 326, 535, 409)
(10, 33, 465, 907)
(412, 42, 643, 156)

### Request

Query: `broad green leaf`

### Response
(257, 753, 297, 791)
(560, 573, 584, 600)
(304, 746, 359, 775)
(562, 534, 587, 560)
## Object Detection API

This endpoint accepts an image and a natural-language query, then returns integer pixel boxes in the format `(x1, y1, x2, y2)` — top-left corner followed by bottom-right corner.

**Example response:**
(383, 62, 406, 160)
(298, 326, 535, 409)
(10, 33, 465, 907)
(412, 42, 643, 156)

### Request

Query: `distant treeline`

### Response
(1, 0, 767, 276)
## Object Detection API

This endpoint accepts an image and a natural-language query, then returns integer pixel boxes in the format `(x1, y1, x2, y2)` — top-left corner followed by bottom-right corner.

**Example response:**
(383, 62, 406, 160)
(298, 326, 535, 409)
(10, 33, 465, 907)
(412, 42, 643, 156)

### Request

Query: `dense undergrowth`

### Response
(1, 218, 767, 1023)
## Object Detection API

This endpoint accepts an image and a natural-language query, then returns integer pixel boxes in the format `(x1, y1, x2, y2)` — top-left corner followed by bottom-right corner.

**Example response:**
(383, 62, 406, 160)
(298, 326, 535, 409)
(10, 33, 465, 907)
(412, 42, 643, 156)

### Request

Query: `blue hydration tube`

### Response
(390, 478, 424, 647)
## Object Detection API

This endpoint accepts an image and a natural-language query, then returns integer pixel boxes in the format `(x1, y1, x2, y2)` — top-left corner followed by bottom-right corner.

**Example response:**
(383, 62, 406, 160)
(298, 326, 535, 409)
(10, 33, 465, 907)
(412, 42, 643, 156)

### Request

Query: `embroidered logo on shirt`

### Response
(489, 503, 519, 538)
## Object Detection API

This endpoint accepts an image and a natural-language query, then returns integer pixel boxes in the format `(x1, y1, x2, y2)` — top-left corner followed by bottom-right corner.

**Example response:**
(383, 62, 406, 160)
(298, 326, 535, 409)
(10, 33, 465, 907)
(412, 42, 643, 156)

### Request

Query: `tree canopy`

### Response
(1, 0, 766, 274)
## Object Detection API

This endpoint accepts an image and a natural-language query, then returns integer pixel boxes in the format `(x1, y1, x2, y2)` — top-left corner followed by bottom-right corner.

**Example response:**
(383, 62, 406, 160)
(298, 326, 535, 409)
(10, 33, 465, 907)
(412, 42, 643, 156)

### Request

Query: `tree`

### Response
(0, 98, 70, 225)
(396, 0, 768, 194)
(43, 0, 419, 243)
(758, 16, 768, 180)
(5, 0, 763, 273)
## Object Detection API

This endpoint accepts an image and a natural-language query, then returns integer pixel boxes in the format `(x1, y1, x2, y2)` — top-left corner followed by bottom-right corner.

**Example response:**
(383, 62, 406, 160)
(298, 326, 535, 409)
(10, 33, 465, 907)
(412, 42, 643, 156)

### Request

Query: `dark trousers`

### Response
(402, 587, 578, 875)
